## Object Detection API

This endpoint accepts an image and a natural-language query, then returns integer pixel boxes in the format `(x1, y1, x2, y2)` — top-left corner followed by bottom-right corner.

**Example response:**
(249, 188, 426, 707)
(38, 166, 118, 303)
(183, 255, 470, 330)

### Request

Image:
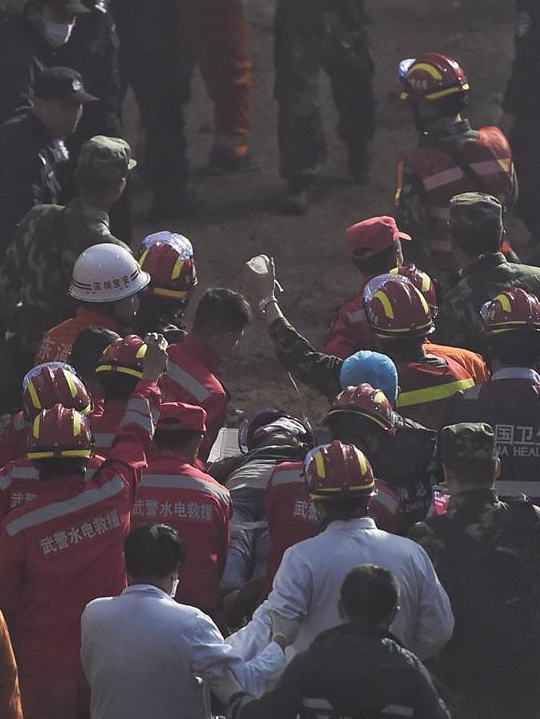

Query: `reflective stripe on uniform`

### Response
(6, 475, 124, 537)
(167, 362, 212, 403)
(423, 166, 463, 191)
(122, 410, 154, 434)
(346, 308, 366, 324)
(270, 468, 304, 486)
(495, 480, 540, 497)
(127, 396, 160, 425)
(396, 378, 475, 408)
(302, 699, 333, 711)
(141, 473, 230, 504)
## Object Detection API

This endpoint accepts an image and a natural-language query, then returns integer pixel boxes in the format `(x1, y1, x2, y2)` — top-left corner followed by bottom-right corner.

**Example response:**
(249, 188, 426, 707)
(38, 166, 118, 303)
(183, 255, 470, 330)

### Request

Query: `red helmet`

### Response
(324, 384, 396, 435)
(238, 406, 312, 452)
(27, 404, 94, 460)
(399, 53, 469, 102)
(304, 440, 375, 500)
(22, 363, 92, 422)
(95, 335, 147, 378)
(364, 277, 434, 339)
(481, 289, 540, 336)
(138, 240, 197, 302)
(389, 265, 438, 312)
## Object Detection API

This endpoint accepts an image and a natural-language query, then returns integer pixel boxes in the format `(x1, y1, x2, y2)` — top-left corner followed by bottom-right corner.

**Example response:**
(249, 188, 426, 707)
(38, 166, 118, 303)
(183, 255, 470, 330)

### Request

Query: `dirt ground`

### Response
(127, 0, 524, 429)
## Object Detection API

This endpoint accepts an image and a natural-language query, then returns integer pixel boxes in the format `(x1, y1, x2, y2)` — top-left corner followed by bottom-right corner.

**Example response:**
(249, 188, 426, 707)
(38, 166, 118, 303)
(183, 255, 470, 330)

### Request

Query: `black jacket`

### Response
(230, 623, 450, 719)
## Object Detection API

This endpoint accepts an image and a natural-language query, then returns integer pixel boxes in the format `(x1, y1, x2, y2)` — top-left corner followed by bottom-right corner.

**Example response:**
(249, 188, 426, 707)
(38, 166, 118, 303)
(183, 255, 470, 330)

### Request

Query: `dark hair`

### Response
(34, 457, 87, 480)
(488, 333, 540, 368)
(378, 336, 427, 358)
(124, 523, 187, 579)
(135, 294, 186, 337)
(341, 565, 400, 624)
(75, 166, 126, 195)
(351, 243, 400, 276)
(327, 413, 383, 451)
(443, 458, 498, 486)
(316, 497, 370, 523)
(450, 220, 503, 258)
(153, 428, 203, 452)
(96, 371, 138, 400)
(192, 288, 252, 335)
(69, 326, 120, 383)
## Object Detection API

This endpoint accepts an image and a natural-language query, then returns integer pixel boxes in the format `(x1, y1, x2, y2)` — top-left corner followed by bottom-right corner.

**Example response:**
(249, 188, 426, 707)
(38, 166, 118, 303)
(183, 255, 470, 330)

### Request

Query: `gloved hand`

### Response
(269, 610, 300, 649)
(142, 333, 169, 381)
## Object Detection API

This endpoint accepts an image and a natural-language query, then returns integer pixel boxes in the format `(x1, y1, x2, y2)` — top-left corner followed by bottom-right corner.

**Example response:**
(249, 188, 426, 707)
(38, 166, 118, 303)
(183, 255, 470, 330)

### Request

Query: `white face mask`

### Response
(170, 578, 179, 599)
(43, 21, 75, 47)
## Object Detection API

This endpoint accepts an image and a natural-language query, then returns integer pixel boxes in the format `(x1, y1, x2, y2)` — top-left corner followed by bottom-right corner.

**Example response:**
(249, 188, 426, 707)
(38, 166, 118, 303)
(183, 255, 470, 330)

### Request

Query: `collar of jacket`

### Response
(181, 333, 221, 375)
(463, 252, 507, 278)
(122, 583, 172, 599)
(325, 517, 377, 533)
(492, 367, 540, 383)
(314, 622, 403, 647)
(448, 486, 498, 513)
(421, 117, 475, 144)
(67, 197, 110, 227)
(75, 307, 121, 332)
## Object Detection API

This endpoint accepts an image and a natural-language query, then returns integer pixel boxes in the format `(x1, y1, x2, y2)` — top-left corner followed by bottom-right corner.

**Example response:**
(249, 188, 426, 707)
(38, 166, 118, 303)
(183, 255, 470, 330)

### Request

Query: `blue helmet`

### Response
(339, 351, 398, 405)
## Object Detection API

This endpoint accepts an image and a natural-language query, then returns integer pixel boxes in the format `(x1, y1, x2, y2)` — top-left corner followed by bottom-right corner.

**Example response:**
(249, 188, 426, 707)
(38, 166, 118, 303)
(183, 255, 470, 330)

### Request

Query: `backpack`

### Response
(427, 501, 540, 696)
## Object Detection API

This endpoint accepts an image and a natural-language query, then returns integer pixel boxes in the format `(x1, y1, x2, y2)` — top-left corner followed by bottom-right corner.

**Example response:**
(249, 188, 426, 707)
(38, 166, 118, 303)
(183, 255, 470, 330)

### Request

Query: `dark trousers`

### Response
(274, 0, 375, 181)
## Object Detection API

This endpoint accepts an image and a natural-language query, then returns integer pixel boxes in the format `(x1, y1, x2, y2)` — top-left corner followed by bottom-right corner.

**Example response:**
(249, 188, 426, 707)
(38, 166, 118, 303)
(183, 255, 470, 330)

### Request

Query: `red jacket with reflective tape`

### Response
(131, 451, 232, 614)
(0, 380, 160, 711)
(264, 461, 319, 593)
(397, 126, 514, 271)
(160, 334, 229, 461)
(90, 398, 129, 459)
(395, 357, 474, 429)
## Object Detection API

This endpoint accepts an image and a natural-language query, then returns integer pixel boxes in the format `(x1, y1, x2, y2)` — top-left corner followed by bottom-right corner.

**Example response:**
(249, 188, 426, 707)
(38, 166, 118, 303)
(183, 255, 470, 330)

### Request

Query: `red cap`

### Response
(157, 403, 207, 433)
(347, 216, 411, 260)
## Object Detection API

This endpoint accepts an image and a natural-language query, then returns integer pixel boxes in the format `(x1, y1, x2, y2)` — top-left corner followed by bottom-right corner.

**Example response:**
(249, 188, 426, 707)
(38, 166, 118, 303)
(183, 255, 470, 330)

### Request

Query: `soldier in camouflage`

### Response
(435, 192, 540, 353)
(275, 0, 374, 214)
(409, 422, 540, 718)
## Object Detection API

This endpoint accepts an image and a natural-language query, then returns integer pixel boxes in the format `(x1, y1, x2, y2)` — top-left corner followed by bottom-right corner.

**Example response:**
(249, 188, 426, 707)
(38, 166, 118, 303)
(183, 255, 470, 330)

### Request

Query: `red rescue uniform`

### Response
(264, 461, 319, 593)
(397, 126, 514, 272)
(0, 380, 160, 719)
(160, 334, 229, 461)
(90, 398, 129, 459)
(395, 357, 474, 430)
(131, 451, 231, 617)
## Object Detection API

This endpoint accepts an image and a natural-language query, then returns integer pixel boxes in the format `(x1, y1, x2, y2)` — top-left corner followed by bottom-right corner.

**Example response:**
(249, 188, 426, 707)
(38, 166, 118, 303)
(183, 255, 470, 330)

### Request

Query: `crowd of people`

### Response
(0, 1, 540, 718)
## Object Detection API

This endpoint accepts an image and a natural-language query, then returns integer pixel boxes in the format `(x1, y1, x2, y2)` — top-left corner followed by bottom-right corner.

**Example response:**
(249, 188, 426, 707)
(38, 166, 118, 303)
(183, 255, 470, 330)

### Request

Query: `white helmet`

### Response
(69, 244, 150, 303)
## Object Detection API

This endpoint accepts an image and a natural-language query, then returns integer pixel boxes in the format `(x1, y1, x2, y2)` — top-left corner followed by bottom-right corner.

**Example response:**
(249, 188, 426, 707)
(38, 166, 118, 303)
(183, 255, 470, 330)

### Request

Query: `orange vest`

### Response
(398, 126, 513, 270)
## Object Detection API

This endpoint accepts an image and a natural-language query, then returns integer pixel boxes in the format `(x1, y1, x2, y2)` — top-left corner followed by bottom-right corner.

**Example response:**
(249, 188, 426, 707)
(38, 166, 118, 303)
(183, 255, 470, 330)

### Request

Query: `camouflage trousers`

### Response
(274, 0, 375, 181)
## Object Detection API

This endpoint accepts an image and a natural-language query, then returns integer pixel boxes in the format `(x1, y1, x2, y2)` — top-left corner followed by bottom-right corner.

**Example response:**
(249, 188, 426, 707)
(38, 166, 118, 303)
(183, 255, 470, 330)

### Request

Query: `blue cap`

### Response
(339, 351, 398, 405)
(34, 67, 97, 104)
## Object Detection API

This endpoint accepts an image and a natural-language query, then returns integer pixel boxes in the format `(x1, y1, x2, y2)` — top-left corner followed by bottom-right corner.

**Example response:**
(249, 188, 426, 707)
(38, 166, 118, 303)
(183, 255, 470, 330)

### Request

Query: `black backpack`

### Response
(427, 501, 540, 696)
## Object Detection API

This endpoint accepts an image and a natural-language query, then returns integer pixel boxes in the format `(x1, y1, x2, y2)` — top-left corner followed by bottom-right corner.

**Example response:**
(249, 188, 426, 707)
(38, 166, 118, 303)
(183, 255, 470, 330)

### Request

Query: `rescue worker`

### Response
(216, 408, 312, 626)
(131, 402, 232, 627)
(161, 288, 252, 461)
(135, 231, 198, 343)
(445, 289, 540, 501)
(81, 523, 289, 719)
(35, 242, 150, 363)
(0, 360, 91, 472)
(324, 218, 490, 383)
(436, 193, 540, 353)
(0, 136, 133, 365)
(0, 610, 23, 719)
(68, 325, 120, 401)
(0, 333, 167, 719)
(90, 334, 147, 458)
(409, 423, 540, 719)
(364, 276, 474, 429)
(0, 65, 96, 258)
(229, 565, 450, 719)
(275, 0, 374, 214)
(502, 0, 540, 254)
(181, 0, 253, 172)
(228, 441, 454, 661)
(396, 53, 517, 285)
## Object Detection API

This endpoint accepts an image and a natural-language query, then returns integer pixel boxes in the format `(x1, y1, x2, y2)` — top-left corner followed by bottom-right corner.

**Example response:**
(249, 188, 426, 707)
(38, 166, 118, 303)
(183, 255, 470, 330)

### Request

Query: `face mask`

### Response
(43, 21, 75, 47)
(170, 578, 179, 598)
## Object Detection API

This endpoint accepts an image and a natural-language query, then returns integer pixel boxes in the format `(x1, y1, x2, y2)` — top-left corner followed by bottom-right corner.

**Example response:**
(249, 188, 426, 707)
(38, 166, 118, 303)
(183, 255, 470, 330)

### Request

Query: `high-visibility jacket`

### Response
(161, 334, 229, 461)
(0, 380, 160, 719)
(0, 455, 103, 522)
(445, 367, 540, 500)
(90, 398, 129, 459)
(323, 303, 489, 384)
(131, 450, 232, 616)
(395, 356, 474, 430)
(397, 126, 514, 271)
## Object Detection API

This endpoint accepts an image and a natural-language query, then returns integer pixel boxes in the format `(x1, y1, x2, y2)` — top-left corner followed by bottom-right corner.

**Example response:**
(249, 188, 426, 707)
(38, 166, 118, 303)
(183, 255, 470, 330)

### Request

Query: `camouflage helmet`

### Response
(439, 422, 498, 465)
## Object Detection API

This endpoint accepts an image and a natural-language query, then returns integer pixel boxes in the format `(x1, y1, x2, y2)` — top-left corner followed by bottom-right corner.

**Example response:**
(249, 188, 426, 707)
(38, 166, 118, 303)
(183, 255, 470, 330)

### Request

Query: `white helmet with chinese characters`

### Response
(69, 244, 150, 303)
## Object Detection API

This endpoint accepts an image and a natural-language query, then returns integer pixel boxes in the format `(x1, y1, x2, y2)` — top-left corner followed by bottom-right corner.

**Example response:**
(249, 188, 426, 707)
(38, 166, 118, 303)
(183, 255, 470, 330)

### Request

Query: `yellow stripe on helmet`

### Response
(373, 290, 394, 319)
(494, 293, 512, 313)
(425, 83, 469, 101)
(136, 344, 148, 360)
(355, 448, 367, 476)
(171, 258, 185, 280)
(32, 415, 40, 439)
(152, 287, 188, 299)
(138, 248, 150, 267)
(421, 274, 431, 293)
(27, 381, 41, 410)
(315, 452, 326, 479)
(63, 369, 79, 399)
(73, 412, 81, 436)
(409, 62, 443, 80)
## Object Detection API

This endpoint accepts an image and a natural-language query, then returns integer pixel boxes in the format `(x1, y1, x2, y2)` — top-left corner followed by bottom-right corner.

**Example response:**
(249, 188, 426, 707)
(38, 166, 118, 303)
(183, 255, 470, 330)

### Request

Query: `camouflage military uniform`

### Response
(274, 0, 374, 182)
(435, 252, 540, 353)
(409, 423, 540, 719)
